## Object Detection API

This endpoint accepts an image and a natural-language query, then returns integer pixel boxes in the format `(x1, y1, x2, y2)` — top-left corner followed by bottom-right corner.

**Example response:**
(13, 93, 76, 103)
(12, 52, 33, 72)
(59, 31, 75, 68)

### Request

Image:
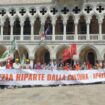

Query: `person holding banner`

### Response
(81, 61, 87, 70)
(86, 61, 92, 70)
(0, 62, 6, 70)
(25, 59, 31, 69)
(6, 58, 12, 69)
(102, 61, 105, 69)
(95, 60, 102, 69)
(75, 62, 81, 70)
(35, 62, 42, 70)
(63, 63, 70, 71)
(13, 58, 21, 69)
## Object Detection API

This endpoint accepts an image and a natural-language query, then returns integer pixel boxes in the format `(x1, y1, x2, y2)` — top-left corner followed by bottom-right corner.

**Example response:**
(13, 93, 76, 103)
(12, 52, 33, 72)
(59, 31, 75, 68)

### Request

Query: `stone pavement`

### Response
(0, 84, 105, 105)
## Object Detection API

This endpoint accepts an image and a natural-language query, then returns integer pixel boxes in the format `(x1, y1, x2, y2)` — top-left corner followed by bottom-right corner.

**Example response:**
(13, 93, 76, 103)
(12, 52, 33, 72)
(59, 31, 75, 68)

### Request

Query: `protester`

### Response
(42, 63, 47, 70)
(48, 60, 56, 70)
(24, 59, 31, 69)
(75, 62, 81, 70)
(95, 60, 102, 69)
(6, 58, 12, 69)
(13, 58, 21, 69)
(102, 60, 105, 69)
(53, 61, 57, 70)
(0, 62, 6, 69)
(35, 62, 42, 70)
(1, 57, 105, 70)
(69, 64, 73, 70)
(86, 61, 92, 70)
(81, 61, 87, 70)
(63, 63, 70, 71)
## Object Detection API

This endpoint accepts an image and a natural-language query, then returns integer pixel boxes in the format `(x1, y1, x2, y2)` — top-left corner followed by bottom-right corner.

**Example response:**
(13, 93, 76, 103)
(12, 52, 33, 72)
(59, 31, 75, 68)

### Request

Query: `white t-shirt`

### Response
(13, 63, 21, 69)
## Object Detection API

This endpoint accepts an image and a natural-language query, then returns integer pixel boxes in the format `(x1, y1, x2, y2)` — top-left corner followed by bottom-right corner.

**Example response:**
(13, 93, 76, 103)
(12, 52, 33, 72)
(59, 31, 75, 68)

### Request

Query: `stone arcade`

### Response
(0, 0, 105, 65)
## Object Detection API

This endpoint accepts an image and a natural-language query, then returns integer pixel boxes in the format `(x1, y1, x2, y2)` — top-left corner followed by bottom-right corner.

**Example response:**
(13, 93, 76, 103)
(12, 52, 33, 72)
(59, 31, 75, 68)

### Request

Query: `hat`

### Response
(15, 58, 19, 61)
(26, 59, 29, 62)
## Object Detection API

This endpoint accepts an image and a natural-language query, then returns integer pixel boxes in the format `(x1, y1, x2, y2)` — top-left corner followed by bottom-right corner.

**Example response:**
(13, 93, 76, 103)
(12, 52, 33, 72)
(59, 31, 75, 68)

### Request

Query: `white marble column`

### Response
(31, 21, 34, 41)
(86, 23, 90, 40)
(10, 19, 15, 40)
(99, 22, 102, 40)
(52, 23, 55, 41)
(10, 22, 14, 40)
(63, 22, 67, 41)
(0, 24, 3, 40)
(74, 23, 78, 40)
(10, 25, 13, 40)
(52, 19, 56, 41)
(20, 21, 24, 41)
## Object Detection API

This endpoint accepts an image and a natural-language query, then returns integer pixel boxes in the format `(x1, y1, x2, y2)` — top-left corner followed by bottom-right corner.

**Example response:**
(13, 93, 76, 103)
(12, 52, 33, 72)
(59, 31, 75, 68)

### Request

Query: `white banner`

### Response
(0, 69, 105, 86)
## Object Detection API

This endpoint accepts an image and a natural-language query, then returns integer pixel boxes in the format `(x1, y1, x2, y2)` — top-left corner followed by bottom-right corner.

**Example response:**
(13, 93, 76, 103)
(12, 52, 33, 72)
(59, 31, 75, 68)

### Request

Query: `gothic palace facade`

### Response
(0, 0, 105, 65)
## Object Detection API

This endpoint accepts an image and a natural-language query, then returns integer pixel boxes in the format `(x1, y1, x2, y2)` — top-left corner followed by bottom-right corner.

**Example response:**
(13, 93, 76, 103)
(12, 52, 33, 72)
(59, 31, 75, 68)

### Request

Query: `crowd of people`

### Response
(0, 58, 105, 89)
(0, 58, 105, 70)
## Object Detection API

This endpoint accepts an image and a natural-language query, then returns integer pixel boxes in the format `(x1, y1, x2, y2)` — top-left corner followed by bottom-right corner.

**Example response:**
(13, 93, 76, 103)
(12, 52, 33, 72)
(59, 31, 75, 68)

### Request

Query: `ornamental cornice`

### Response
(0, 0, 52, 5)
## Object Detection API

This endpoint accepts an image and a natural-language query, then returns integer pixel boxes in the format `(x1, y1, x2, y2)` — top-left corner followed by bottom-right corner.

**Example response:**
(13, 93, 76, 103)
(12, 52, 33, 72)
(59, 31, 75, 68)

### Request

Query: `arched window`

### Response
(55, 16, 63, 35)
(90, 15, 99, 34)
(3, 18, 10, 35)
(34, 17, 41, 35)
(44, 17, 52, 35)
(66, 16, 74, 34)
(13, 18, 21, 35)
(78, 15, 87, 34)
(24, 17, 31, 35)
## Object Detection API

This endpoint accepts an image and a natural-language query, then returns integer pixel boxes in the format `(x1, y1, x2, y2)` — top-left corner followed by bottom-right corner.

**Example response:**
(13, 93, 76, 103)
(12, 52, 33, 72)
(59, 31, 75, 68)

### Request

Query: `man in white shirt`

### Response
(13, 58, 21, 69)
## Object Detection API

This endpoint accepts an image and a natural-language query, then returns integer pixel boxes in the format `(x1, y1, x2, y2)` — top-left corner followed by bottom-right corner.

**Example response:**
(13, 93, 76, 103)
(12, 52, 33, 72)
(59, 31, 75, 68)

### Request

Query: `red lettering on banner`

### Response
(0, 74, 13, 81)
(68, 75, 77, 80)
(47, 74, 66, 81)
(68, 74, 88, 80)
(76, 74, 89, 80)
(16, 74, 45, 81)
(93, 73, 105, 79)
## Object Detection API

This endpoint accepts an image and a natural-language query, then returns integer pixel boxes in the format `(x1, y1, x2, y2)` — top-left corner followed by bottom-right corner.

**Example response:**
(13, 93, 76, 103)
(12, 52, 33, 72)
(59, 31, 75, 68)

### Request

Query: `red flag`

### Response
(62, 49, 68, 61)
(63, 48, 71, 61)
(71, 44, 77, 55)
(62, 44, 77, 61)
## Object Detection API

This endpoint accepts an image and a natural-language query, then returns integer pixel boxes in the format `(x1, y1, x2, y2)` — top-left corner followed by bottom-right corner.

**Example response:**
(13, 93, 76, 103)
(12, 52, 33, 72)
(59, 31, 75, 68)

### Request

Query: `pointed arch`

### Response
(44, 16, 52, 35)
(34, 46, 50, 64)
(78, 15, 87, 34)
(34, 16, 41, 35)
(13, 17, 21, 35)
(90, 15, 99, 34)
(79, 44, 101, 64)
(3, 17, 10, 35)
(55, 15, 63, 35)
(66, 15, 74, 34)
(23, 17, 31, 35)
(14, 45, 29, 61)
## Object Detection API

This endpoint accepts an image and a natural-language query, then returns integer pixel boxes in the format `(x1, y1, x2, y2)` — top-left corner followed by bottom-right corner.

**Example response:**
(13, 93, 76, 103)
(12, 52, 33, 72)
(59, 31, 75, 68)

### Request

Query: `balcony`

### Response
(90, 34, 99, 40)
(55, 35, 63, 40)
(1, 34, 105, 41)
(66, 34, 74, 40)
(78, 34, 86, 40)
